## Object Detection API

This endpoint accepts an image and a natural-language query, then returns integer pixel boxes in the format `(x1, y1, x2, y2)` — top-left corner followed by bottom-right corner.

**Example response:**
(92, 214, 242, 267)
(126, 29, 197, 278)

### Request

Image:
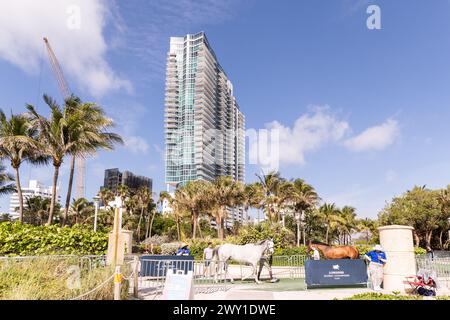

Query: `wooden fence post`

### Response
(114, 265, 122, 300)
(133, 255, 139, 298)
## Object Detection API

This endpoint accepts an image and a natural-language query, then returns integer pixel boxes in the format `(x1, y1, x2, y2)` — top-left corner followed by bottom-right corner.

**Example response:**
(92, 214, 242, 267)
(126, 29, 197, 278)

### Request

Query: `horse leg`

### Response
(253, 263, 261, 284)
(225, 261, 234, 283)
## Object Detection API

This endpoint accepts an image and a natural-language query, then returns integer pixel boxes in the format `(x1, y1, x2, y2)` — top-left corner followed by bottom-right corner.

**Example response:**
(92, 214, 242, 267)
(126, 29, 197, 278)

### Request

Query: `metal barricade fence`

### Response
(138, 258, 229, 295)
(416, 256, 450, 289)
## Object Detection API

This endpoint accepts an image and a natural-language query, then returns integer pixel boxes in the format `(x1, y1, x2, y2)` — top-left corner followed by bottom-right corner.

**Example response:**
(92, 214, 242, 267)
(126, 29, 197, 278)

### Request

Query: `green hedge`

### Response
(0, 222, 108, 256)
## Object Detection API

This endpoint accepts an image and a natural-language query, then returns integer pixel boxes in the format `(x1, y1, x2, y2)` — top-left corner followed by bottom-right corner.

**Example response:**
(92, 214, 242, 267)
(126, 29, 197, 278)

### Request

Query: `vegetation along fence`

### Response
(416, 256, 450, 290)
(0, 255, 133, 300)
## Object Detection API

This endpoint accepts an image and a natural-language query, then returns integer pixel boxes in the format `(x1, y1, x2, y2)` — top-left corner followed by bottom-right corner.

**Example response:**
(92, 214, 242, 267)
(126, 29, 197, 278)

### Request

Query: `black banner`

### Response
(305, 259, 368, 288)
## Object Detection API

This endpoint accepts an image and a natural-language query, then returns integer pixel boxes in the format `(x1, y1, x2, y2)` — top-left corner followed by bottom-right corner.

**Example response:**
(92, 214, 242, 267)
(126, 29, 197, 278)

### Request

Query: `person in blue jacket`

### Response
(364, 244, 387, 291)
(176, 243, 191, 256)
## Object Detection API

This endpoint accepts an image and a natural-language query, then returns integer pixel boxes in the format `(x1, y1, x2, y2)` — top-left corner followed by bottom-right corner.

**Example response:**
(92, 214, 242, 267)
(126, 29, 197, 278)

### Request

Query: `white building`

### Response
(161, 192, 175, 215)
(9, 180, 60, 217)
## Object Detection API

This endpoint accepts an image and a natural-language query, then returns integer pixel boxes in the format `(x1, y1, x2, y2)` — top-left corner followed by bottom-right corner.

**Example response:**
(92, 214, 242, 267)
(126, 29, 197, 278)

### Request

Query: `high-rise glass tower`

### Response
(164, 32, 245, 190)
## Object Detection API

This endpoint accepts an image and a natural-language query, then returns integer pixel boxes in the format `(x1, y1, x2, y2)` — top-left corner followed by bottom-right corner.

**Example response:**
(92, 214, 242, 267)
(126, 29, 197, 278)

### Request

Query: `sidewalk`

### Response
(195, 288, 373, 300)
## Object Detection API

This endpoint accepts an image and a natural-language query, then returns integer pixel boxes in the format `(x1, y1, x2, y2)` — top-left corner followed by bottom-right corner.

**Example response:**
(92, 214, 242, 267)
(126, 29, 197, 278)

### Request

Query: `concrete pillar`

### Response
(378, 225, 416, 293)
(121, 230, 133, 255)
(106, 230, 133, 266)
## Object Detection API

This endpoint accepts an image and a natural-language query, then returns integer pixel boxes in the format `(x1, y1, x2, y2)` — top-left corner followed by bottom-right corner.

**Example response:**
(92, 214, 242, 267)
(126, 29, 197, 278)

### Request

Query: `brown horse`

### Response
(307, 241, 359, 260)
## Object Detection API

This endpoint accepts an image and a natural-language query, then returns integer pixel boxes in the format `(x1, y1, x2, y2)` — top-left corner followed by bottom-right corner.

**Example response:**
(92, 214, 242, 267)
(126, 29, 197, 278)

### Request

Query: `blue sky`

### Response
(0, 0, 450, 218)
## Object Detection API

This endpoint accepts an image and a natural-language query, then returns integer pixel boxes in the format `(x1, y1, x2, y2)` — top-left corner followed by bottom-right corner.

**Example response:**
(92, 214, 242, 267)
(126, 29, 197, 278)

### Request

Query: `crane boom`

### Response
(43, 37, 86, 199)
(43, 37, 71, 99)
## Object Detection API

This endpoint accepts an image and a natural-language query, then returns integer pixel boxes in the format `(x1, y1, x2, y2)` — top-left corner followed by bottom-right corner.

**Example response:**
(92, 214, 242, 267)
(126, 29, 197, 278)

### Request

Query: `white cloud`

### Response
(344, 119, 400, 152)
(0, 0, 131, 97)
(124, 136, 149, 155)
(264, 106, 350, 165)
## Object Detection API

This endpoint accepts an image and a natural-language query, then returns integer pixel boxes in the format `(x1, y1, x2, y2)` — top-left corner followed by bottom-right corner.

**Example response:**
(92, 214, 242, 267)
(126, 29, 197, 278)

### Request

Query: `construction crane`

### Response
(43, 37, 86, 199)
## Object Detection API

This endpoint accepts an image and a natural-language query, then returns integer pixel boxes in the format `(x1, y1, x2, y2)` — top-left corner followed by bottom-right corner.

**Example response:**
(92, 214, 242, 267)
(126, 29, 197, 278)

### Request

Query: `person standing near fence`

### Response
(426, 246, 434, 262)
(257, 242, 279, 283)
(312, 247, 320, 260)
(364, 245, 387, 291)
(203, 242, 214, 277)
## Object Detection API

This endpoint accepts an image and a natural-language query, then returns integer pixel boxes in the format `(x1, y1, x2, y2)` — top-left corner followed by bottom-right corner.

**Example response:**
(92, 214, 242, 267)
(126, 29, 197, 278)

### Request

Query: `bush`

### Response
(233, 222, 295, 249)
(141, 235, 169, 246)
(0, 222, 108, 256)
(160, 242, 183, 255)
(344, 293, 422, 300)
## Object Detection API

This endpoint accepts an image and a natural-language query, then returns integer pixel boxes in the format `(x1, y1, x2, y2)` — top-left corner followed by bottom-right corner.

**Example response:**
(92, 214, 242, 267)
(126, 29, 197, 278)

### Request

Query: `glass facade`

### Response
(164, 32, 245, 189)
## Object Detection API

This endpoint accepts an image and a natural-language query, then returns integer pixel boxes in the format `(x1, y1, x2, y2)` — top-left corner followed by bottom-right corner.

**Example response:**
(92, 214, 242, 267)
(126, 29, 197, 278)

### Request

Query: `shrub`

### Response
(344, 293, 422, 300)
(234, 222, 295, 249)
(0, 222, 108, 256)
(141, 235, 169, 246)
(160, 242, 183, 255)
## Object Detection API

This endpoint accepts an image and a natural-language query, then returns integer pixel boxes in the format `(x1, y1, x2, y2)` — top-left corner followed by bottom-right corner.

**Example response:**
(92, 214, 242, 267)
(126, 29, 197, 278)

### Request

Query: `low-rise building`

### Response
(9, 180, 60, 217)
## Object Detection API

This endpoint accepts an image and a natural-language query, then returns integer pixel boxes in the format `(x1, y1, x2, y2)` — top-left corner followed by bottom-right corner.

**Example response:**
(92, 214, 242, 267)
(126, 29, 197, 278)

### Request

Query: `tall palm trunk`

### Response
(137, 206, 144, 241)
(63, 156, 76, 225)
(145, 214, 150, 239)
(198, 217, 203, 239)
(47, 164, 60, 225)
(13, 166, 24, 223)
(148, 211, 156, 239)
(426, 230, 433, 247)
(176, 216, 181, 241)
(413, 231, 420, 247)
(191, 210, 198, 239)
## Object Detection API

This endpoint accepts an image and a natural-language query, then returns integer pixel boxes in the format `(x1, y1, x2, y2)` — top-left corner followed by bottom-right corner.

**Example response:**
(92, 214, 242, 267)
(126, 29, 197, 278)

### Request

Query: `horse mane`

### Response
(256, 240, 267, 245)
(311, 241, 330, 246)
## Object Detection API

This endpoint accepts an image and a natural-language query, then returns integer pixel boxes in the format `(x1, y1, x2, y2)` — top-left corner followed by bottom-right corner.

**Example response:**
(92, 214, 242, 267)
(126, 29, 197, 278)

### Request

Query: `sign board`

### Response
(140, 255, 194, 277)
(162, 270, 194, 300)
(305, 259, 368, 288)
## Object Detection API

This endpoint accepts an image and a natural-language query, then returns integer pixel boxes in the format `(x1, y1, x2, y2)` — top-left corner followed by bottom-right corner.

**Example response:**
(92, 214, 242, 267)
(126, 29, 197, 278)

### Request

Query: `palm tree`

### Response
(98, 188, 114, 209)
(437, 186, 450, 249)
(318, 203, 345, 244)
(256, 171, 286, 223)
(116, 184, 130, 204)
(69, 198, 94, 225)
(159, 191, 182, 241)
(357, 218, 376, 244)
(175, 180, 211, 239)
(210, 176, 244, 240)
(0, 110, 46, 222)
(0, 163, 15, 197)
(339, 206, 357, 245)
(23, 196, 51, 225)
(243, 183, 264, 224)
(287, 178, 319, 245)
(26, 95, 82, 224)
(135, 186, 152, 241)
(62, 97, 123, 225)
